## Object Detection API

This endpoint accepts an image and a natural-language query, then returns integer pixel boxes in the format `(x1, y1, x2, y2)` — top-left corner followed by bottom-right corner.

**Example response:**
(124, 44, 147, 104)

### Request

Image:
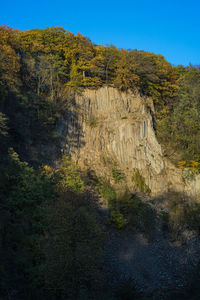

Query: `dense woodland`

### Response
(1, 25, 200, 299)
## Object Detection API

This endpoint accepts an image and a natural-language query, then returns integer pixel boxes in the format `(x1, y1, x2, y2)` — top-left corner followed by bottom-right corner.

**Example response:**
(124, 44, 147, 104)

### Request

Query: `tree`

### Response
(171, 66, 200, 159)
(0, 149, 53, 298)
(0, 26, 20, 88)
(114, 49, 140, 91)
(18, 27, 66, 56)
(37, 54, 67, 99)
(40, 156, 102, 299)
(156, 66, 200, 161)
(91, 45, 120, 84)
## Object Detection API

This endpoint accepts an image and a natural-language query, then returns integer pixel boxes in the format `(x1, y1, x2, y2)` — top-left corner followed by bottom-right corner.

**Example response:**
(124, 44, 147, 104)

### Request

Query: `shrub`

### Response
(109, 210, 127, 230)
(182, 168, 195, 182)
(97, 182, 155, 234)
(87, 118, 98, 128)
(111, 168, 125, 183)
(97, 181, 116, 203)
(132, 169, 151, 194)
(55, 155, 84, 193)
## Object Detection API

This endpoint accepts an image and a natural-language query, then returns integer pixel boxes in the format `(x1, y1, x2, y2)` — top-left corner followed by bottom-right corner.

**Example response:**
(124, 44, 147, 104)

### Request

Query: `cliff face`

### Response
(62, 87, 200, 197)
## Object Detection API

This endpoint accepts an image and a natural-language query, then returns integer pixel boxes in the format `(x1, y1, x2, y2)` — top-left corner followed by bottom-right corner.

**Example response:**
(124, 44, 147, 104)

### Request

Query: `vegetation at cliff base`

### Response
(97, 181, 155, 233)
(132, 169, 151, 194)
(0, 151, 103, 299)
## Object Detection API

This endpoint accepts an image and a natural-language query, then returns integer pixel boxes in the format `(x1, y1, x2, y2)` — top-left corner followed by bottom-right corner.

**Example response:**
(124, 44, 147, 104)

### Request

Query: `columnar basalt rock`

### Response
(62, 87, 200, 197)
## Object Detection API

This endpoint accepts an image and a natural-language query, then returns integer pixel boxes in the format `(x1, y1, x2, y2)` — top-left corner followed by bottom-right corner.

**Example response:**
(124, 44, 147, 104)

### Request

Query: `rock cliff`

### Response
(57, 86, 200, 294)
(61, 86, 200, 197)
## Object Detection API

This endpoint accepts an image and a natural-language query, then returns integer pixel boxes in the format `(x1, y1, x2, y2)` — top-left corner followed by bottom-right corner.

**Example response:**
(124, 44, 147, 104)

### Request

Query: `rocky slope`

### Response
(60, 86, 200, 197)
(55, 86, 200, 296)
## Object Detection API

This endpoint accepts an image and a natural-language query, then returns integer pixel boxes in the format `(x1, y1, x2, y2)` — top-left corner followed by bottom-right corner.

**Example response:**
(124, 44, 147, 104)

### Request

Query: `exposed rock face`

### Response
(59, 86, 200, 294)
(62, 86, 200, 197)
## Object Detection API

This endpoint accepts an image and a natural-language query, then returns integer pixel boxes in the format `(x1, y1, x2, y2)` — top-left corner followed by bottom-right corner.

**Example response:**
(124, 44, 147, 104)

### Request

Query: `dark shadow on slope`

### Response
(0, 89, 85, 166)
(100, 190, 200, 299)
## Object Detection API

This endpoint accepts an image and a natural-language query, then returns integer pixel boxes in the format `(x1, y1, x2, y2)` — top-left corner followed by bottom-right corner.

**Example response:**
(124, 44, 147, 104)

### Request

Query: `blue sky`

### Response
(1, 0, 200, 65)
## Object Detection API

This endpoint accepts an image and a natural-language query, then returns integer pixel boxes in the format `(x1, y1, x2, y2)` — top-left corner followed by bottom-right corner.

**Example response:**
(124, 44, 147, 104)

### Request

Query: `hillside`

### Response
(0, 25, 200, 299)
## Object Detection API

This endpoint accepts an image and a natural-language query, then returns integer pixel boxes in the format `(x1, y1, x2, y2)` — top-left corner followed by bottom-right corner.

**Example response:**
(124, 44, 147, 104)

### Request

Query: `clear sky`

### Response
(1, 0, 200, 66)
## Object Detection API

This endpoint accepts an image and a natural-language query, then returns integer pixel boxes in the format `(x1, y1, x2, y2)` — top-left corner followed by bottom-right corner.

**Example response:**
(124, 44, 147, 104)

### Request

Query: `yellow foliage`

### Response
(177, 161, 186, 168)
(82, 77, 102, 87)
(177, 160, 200, 173)
(41, 165, 53, 178)
(0, 26, 20, 86)
(190, 160, 200, 168)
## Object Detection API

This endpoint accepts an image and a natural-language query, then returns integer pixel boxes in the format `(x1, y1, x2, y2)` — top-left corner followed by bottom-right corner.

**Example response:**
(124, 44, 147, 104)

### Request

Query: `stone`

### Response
(60, 86, 200, 197)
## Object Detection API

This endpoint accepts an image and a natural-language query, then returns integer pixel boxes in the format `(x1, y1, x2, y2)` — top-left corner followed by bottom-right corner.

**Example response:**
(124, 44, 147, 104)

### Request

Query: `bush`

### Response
(111, 168, 125, 184)
(132, 169, 151, 195)
(87, 118, 98, 128)
(109, 210, 127, 230)
(97, 181, 116, 203)
(55, 155, 84, 193)
(97, 181, 155, 234)
(163, 192, 200, 237)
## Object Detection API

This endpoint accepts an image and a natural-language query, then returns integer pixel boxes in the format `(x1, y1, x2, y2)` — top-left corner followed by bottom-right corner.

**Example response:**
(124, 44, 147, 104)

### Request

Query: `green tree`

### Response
(54, 155, 85, 193)
(0, 149, 53, 298)
(157, 66, 200, 161)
